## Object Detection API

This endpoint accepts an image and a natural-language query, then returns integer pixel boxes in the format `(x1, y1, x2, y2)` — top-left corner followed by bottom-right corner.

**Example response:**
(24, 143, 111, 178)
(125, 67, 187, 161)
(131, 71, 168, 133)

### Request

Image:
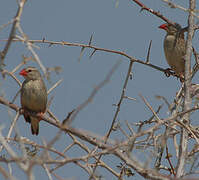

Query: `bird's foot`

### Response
(164, 68, 184, 82)
(36, 112, 44, 121)
(172, 72, 184, 82)
(179, 74, 185, 83)
(164, 68, 175, 77)
(19, 107, 24, 114)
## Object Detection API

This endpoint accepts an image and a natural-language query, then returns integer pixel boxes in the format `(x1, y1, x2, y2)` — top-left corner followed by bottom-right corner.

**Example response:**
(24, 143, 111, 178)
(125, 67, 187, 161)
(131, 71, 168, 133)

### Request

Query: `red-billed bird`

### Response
(159, 23, 186, 81)
(20, 67, 47, 135)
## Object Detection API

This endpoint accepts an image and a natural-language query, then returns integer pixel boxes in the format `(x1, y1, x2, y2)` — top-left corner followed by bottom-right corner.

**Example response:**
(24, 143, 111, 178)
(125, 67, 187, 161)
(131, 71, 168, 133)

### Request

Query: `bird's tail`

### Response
(30, 117, 39, 135)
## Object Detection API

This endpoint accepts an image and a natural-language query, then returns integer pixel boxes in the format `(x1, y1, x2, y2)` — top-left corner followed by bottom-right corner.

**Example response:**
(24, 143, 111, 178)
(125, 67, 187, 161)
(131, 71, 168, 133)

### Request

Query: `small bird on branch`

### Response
(159, 23, 186, 82)
(20, 67, 47, 135)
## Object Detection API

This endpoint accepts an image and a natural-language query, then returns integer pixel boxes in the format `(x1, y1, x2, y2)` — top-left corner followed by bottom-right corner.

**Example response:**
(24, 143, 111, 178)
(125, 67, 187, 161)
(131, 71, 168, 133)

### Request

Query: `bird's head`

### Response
(159, 23, 182, 35)
(19, 67, 41, 80)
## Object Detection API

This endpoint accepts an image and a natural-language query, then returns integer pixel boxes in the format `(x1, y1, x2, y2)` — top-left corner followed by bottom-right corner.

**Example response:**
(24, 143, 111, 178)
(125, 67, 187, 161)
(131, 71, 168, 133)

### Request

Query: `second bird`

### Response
(20, 67, 47, 135)
(159, 23, 186, 80)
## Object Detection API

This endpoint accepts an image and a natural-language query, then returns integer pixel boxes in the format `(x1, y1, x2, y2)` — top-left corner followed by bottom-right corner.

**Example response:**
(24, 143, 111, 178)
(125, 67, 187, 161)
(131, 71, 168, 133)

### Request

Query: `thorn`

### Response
(146, 40, 152, 63)
(89, 49, 96, 59)
(140, 7, 145, 13)
(62, 109, 75, 125)
(88, 33, 94, 46)
(78, 47, 85, 61)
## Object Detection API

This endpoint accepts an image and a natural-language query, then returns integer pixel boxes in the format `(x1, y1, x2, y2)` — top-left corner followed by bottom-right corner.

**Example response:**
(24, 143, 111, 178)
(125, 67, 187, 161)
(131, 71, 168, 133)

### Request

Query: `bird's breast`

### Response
(21, 79, 47, 112)
(163, 34, 185, 74)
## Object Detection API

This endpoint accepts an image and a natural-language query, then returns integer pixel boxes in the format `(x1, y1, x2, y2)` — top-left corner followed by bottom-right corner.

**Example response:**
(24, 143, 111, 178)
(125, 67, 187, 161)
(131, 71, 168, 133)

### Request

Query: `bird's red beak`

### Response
(158, 23, 168, 31)
(19, 69, 28, 76)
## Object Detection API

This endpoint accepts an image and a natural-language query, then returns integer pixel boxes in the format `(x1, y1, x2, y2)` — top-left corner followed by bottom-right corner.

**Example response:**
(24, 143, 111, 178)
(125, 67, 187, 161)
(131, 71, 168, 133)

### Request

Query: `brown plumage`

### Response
(20, 67, 47, 135)
(159, 23, 186, 80)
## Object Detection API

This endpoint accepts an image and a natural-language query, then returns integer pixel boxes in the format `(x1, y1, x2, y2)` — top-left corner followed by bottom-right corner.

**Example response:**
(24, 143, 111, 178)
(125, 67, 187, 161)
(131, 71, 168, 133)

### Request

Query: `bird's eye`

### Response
(28, 69, 32, 72)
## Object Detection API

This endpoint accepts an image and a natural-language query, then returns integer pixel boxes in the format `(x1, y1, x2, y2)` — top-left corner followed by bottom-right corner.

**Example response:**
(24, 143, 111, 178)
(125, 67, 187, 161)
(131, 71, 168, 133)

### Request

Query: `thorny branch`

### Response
(0, 38, 183, 79)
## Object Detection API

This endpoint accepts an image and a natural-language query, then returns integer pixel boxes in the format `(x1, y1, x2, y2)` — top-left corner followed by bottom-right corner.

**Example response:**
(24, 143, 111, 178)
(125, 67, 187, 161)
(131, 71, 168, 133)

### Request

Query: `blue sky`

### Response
(1, 0, 199, 179)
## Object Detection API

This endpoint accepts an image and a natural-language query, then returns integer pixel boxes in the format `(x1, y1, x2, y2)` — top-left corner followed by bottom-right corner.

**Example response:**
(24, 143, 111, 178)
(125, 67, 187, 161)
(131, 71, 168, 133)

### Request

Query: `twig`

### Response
(0, 165, 16, 180)
(139, 94, 162, 123)
(43, 164, 53, 180)
(1, 69, 21, 86)
(0, 0, 26, 69)
(47, 79, 63, 94)
(162, 0, 199, 19)
(131, 0, 176, 26)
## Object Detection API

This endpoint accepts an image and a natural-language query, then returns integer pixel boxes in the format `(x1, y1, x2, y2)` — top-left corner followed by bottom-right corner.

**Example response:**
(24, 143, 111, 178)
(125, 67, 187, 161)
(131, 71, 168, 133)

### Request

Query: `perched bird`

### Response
(159, 23, 186, 81)
(20, 67, 47, 135)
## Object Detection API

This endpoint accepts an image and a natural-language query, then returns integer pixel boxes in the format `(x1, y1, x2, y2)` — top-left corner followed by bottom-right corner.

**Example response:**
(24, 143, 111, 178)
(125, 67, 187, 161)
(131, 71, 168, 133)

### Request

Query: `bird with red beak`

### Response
(159, 23, 186, 81)
(20, 67, 47, 135)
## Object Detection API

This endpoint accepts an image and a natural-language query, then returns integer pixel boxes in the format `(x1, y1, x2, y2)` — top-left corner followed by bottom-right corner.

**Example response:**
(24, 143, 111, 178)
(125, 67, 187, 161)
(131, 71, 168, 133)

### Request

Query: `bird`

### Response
(20, 67, 47, 135)
(159, 23, 186, 81)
